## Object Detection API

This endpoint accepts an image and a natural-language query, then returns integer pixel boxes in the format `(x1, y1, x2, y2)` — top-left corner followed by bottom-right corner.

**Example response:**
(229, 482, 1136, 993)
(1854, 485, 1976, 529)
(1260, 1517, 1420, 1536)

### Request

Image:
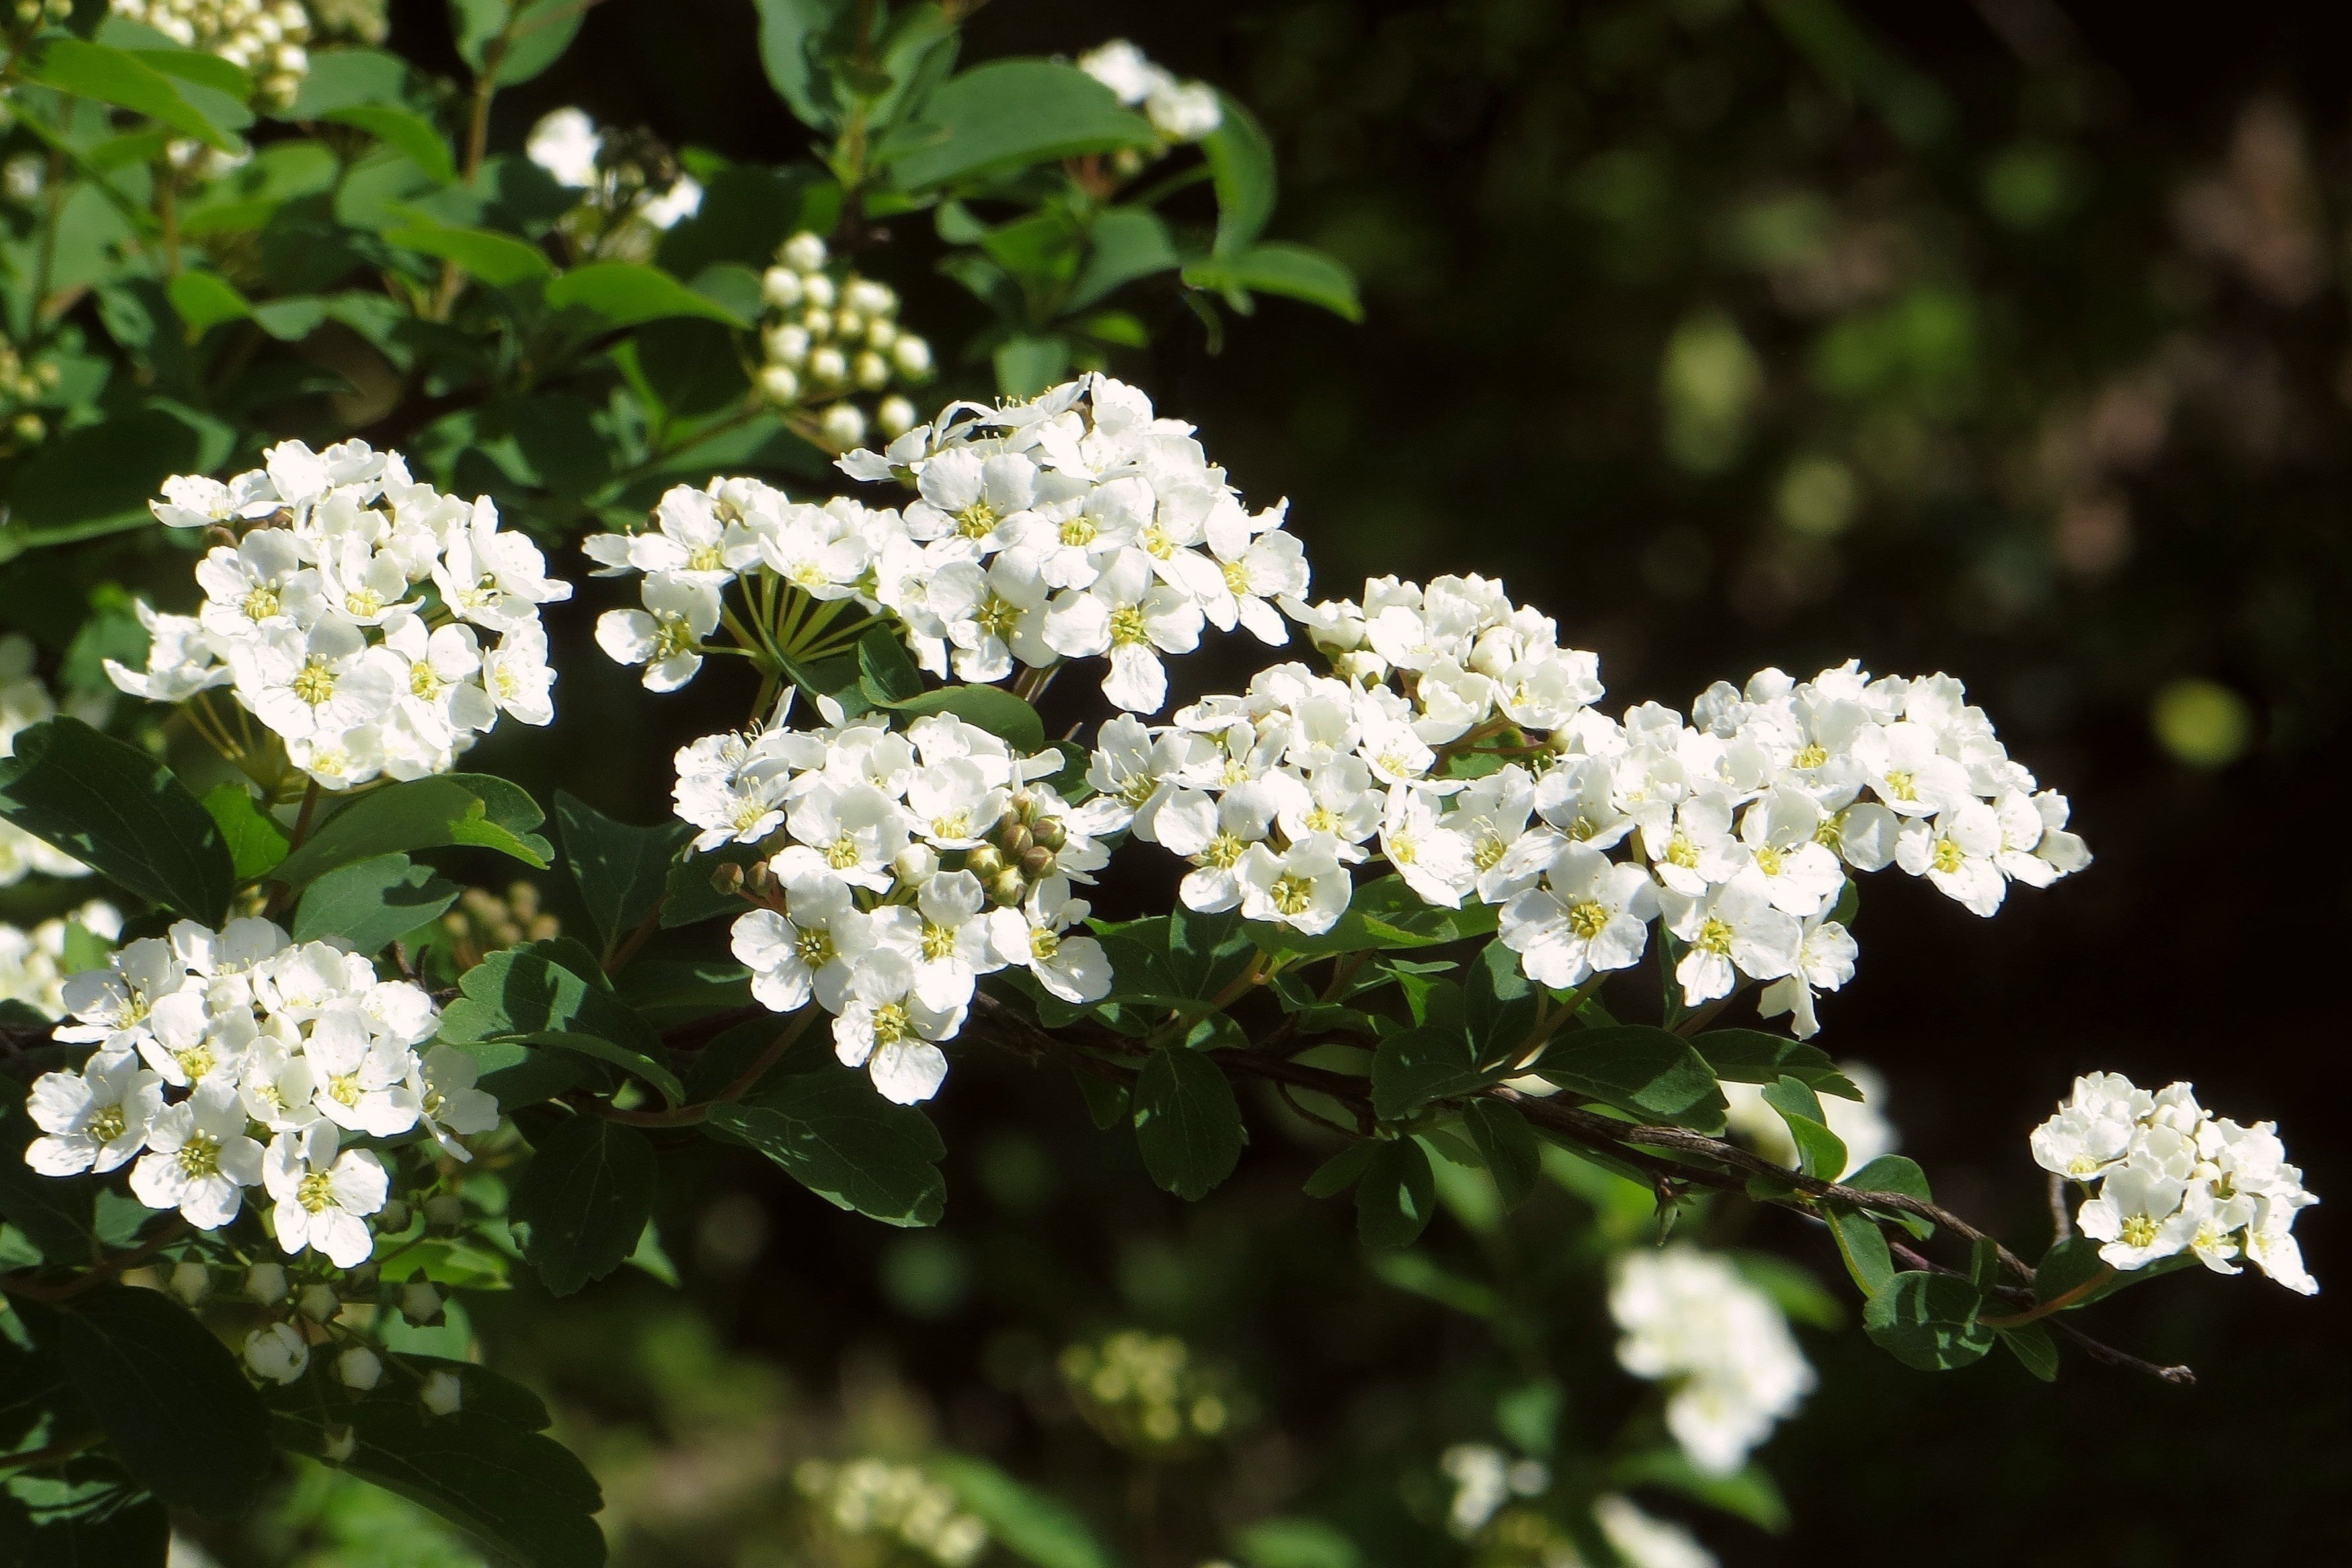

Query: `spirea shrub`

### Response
(0, 5, 2314, 1565)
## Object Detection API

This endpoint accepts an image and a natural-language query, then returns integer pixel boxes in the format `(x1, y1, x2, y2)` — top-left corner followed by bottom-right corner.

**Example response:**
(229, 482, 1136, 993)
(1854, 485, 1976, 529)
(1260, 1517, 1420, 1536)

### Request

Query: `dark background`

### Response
(375, 2, 2352, 1562)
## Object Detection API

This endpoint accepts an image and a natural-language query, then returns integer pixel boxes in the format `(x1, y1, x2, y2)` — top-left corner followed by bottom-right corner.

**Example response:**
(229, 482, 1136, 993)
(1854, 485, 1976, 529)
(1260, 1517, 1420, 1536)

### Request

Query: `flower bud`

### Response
(758, 366, 801, 406)
(336, 1347, 383, 1392)
(424, 1193, 466, 1228)
(765, 323, 811, 366)
(865, 318, 900, 351)
(169, 1260, 210, 1305)
(847, 278, 894, 315)
(321, 1423, 356, 1464)
(244, 1322, 310, 1385)
(376, 1199, 411, 1234)
(853, 351, 891, 391)
(420, 1368, 465, 1416)
(877, 396, 916, 439)
(246, 1262, 290, 1305)
(710, 860, 746, 896)
(962, 845, 1005, 881)
(988, 869, 1029, 908)
(807, 346, 848, 385)
(1335, 649, 1388, 684)
(893, 843, 940, 884)
(819, 403, 866, 450)
(1019, 845, 1058, 881)
(999, 824, 1035, 861)
(892, 334, 933, 378)
(832, 309, 865, 340)
(400, 1279, 444, 1324)
(781, 231, 828, 271)
(799, 271, 838, 310)
(298, 1283, 340, 1321)
(760, 265, 804, 308)
(1031, 818, 1067, 852)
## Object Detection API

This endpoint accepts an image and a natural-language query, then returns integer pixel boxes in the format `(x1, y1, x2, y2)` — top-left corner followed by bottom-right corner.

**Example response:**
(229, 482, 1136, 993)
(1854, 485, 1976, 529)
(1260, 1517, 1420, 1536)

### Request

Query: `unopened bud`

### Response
(244, 1322, 310, 1384)
(757, 366, 802, 406)
(321, 1423, 356, 1463)
(710, 861, 746, 897)
(1031, 818, 1067, 852)
(808, 346, 848, 385)
(1009, 789, 1038, 820)
(760, 265, 803, 308)
(336, 1347, 383, 1392)
(999, 824, 1035, 860)
(988, 870, 1029, 908)
(963, 845, 1005, 881)
(400, 1279, 444, 1324)
(424, 1194, 466, 1228)
(781, 231, 828, 271)
(376, 1199, 411, 1234)
(892, 334, 933, 378)
(420, 1368, 464, 1416)
(1019, 845, 1057, 881)
(298, 1283, 340, 1321)
(799, 272, 838, 311)
(169, 1260, 210, 1305)
(877, 396, 916, 439)
(246, 1262, 290, 1305)
(819, 402, 867, 451)
(853, 351, 890, 391)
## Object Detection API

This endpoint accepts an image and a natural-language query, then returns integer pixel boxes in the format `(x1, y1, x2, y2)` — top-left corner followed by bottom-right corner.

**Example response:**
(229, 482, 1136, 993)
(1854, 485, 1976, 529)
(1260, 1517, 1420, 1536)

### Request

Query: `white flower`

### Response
(128, 1082, 264, 1228)
(1733, 787, 1846, 918)
(783, 781, 914, 894)
(1044, 550, 1204, 714)
(2246, 1196, 2319, 1296)
(1592, 1496, 1718, 1568)
(303, 1008, 421, 1138)
(988, 879, 1113, 1005)
(411, 1044, 500, 1159)
(527, 106, 601, 186)
(597, 571, 722, 691)
(830, 949, 960, 1105)
(433, 498, 571, 630)
(1755, 916, 1857, 1040)
(2076, 1160, 2194, 1271)
(1499, 841, 1657, 990)
(265, 1122, 389, 1269)
(1611, 1247, 1813, 1476)
(481, 622, 557, 726)
(1894, 801, 2008, 916)
(229, 619, 401, 743)
(1379, 783, 1477, 908)
(1235, 839, 1352, 934)
(194, 528, 321, 642)
(1657, 881, 1802, 1007)
(730, 873, 868, 1013)
(23, 1050, 165, 1177)
(243, 1323, 311, 1385)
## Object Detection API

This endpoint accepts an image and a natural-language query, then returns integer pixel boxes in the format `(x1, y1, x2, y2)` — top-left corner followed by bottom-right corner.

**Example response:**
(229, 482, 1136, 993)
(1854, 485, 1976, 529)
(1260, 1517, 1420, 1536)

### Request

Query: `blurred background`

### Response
(207, 0, 2351, 1562)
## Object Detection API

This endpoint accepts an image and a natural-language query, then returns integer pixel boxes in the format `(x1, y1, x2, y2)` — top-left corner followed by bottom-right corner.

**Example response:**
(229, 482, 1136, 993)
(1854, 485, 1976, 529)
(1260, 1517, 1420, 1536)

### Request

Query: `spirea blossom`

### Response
(20, 918, 496, 1267)
(2031, 1072, 2319, 1294)
(1076, 40, 1223, 142)
(589, 374, 1308, 717)
(1093, 575, 2088, 1032)
(695, 701, 1113, 1104)
(110, 0, 311, 108)
(752, 230, 935, 448)
(1610, 1247, 1815, 1475)
(105, 442, 570, 789)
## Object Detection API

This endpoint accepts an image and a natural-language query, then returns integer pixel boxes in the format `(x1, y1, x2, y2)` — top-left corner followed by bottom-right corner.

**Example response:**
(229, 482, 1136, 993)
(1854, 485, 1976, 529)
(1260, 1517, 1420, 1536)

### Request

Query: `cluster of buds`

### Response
(793, 1458, 988, 1567)
(0, 337, 59, 455)
(756, 231, 934, 451)
(1058, 1331, 1237, 1455)
(438, 881, 560, 970)
(962, 787, 1075, 909)
(110, 0, 312, 110)
(9, 0, 71, 34)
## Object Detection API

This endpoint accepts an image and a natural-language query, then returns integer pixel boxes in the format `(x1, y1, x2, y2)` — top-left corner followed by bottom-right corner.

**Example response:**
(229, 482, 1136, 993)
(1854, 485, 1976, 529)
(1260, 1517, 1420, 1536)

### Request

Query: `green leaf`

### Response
(0, 718, 233, 922)
(1131, 1046, 1246, 1201)
(883, 685, 1046, 753)
(1370, 1027, 1487, 1120)
(202, 782, 288, 881)
(1760, 1076, 1846, 1179)
(1355, 1137, 1436, 1248)
(1237, 1516, 1362, 1568)
(40, 1286, 271, 1518)
(554, 793, 693, 957)
(544, 262, 749, 328)
(2031, 1235, 2135, 1308)
(1462, 941, 1537, 1068)
(1689, 1029, 1862, 1100)
(1302, 1142, 1374, 1198)
(1068, 208, 1179, 311)
(1535, 1025, 1727, 1132)
(1201, 94, 1276, 257)
(383, 221, 549, 284)
(1462, 1100, 1540, 1211)
(281, 46, 413, 117)
(511, 1114, 658, 1296)
(1824, 1204, 1895, 1298)
(439, 948, 680, 1105)
(270, 773, 552, 888)
(1999, 1321, 2060, 1382)
(707, 1071, 947, 1227)
(1862, 1272, 1996, 1371)
(1, 1491, 171, 1562)
(752, 0, 853, 129)
(994, 333, 1072, 400)
(324, 105, 457, 183)
(268, 1372, 604, 1568)
(855, 621, 925, 705)
(1073, 1071, 1129, 1132)
(929, 1453, 1118, 1568)
(292, 853, 460, 955)
(887, 60, 1159, 191)
(125, 44, 254, 106)
(451, 0, 588, 86)
(167, 268, 253, 334)
(23, 38, 247, 153)
(1842, 1154, 1936, 1239)
(1183, 243, 1362, 322)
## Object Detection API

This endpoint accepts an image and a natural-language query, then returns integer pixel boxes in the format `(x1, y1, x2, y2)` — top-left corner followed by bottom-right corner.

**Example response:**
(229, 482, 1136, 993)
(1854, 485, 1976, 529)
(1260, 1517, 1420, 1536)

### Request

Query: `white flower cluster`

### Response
(1077, 40, 1224, 142)
(794, 1458, 989, 1568)
(525, 107, 704, 231)
(0, 634, 93, 887)
(20, 917, 497, 1267)
(106, 441, 569, 789)
(754, 230, 934, 451)
(1723, 1060, 1897, 1179)
(0, 334, 60, 454)
(1438, 1445, 1715, 1568)
(682, 703, 1114, 1105)
(2031, 1073, 2318, 1294)
(1438, 1442, 1549, 1538)
(110, 0, 311, 108)
(1610, 1247, 1814, 1476)
(0, 902, 121, 1019)
(590, 375, 1308, 717)
(1095, 576, 2087, 1034)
